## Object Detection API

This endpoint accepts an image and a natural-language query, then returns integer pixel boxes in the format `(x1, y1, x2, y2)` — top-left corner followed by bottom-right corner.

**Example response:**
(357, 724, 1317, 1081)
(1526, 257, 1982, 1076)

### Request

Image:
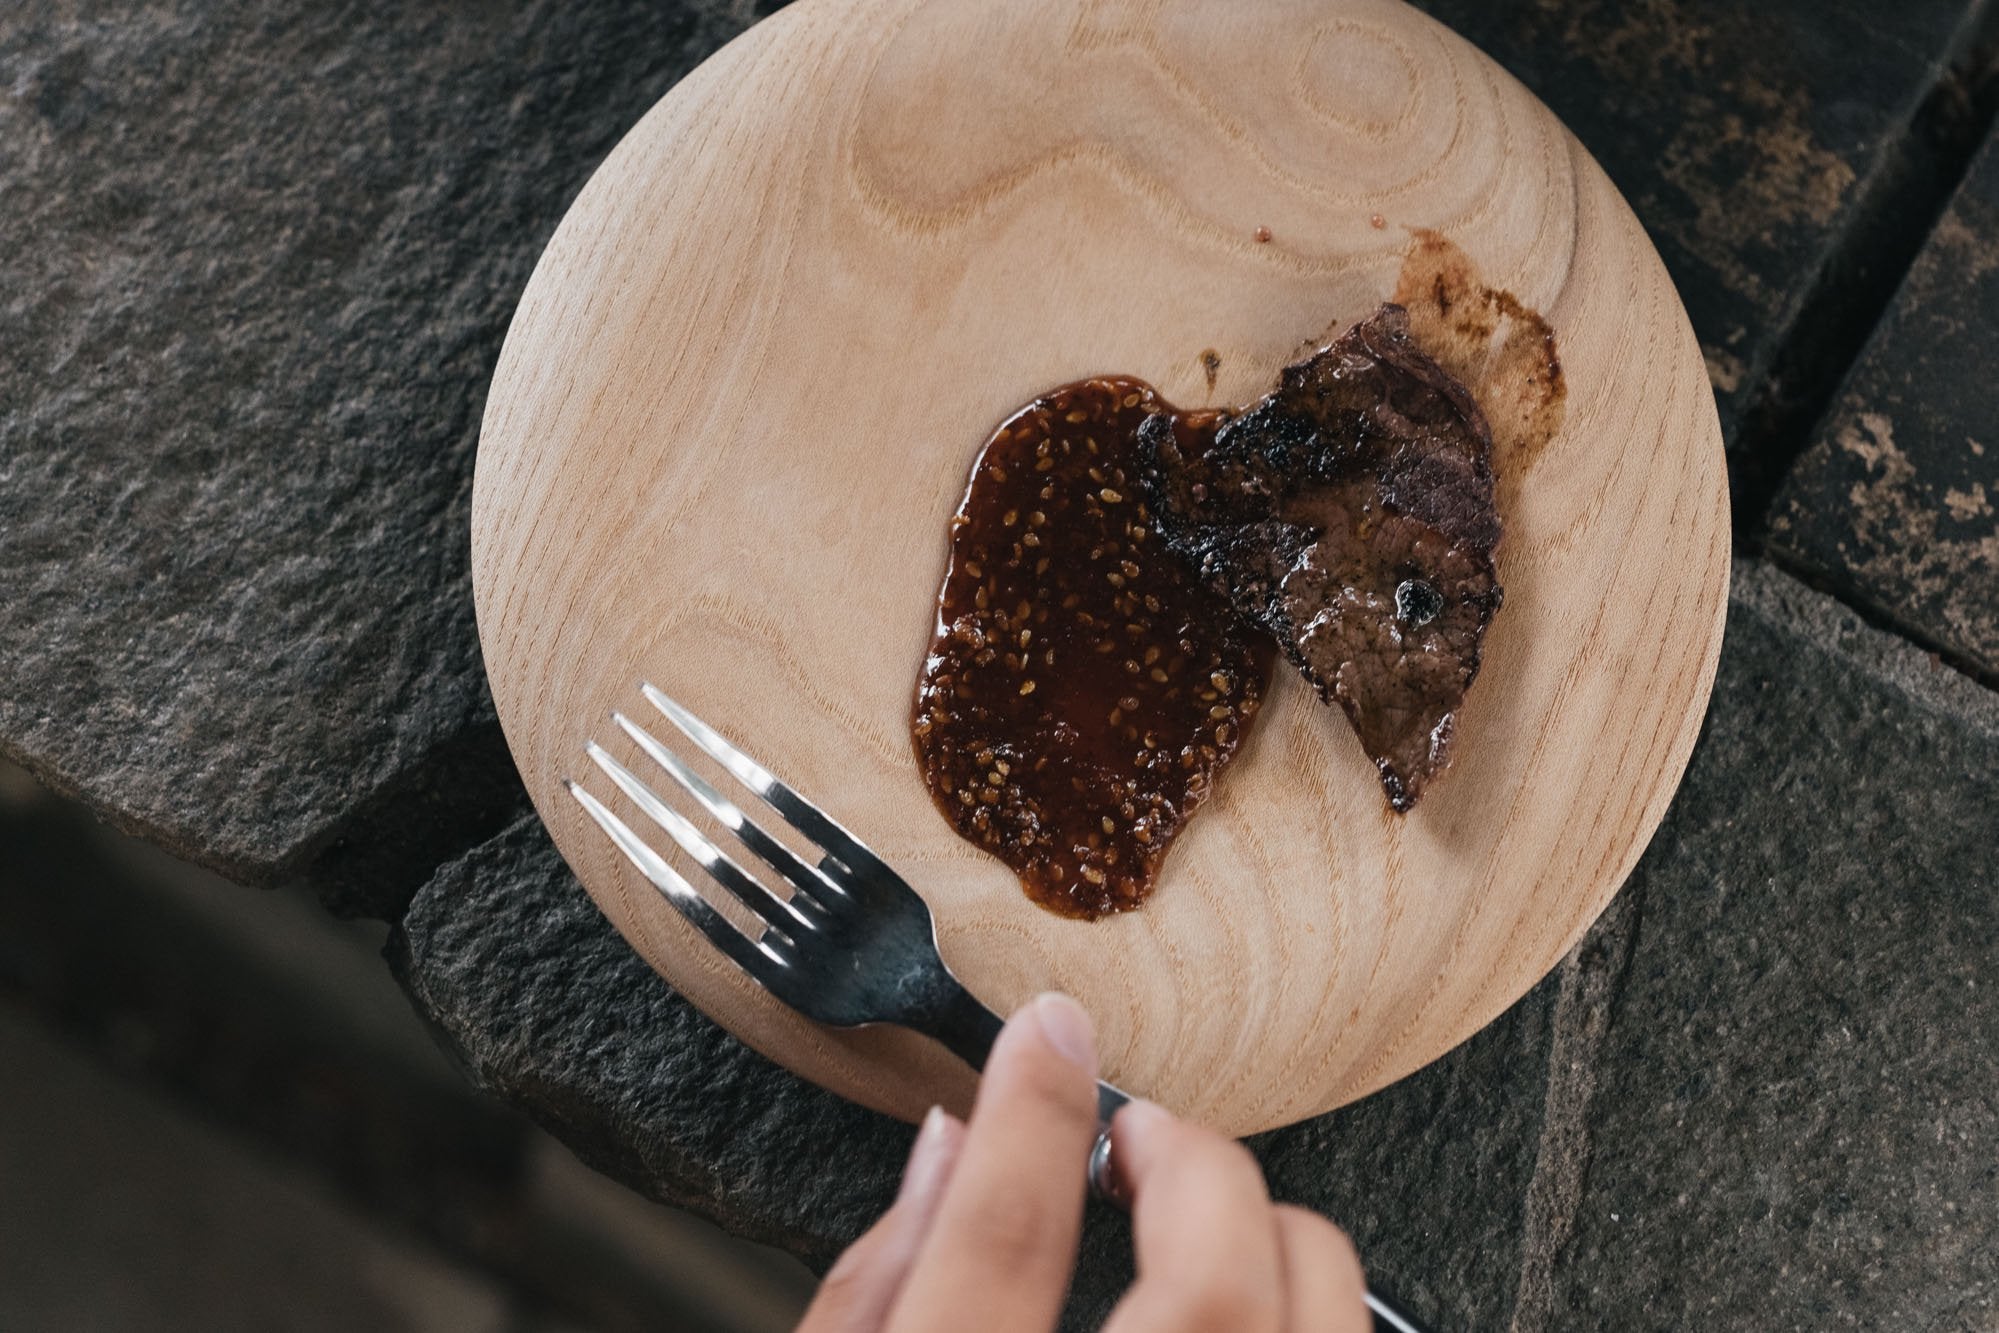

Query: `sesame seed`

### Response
(1101, 488, 1123, 503)
(1019, 680, 1036, 695)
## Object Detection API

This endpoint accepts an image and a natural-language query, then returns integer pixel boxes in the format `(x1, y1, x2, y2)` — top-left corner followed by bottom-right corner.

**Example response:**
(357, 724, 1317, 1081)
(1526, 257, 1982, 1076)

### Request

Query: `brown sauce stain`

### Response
(1393, 229, 1566, 485)
(913, 378, 1273, 919)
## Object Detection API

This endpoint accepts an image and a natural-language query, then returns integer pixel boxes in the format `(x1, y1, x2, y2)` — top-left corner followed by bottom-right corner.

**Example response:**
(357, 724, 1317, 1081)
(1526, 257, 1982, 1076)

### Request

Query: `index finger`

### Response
(884, 992, 1102, 1333)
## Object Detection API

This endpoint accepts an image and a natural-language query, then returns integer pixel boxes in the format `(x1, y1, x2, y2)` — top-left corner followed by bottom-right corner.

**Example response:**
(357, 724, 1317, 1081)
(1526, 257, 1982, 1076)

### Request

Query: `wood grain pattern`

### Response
(472, 0, 1729, 1135)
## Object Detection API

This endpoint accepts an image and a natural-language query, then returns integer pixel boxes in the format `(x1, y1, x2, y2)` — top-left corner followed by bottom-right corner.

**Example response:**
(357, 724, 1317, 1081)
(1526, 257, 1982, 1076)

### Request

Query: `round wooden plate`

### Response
(473, 0, 1728, 1135)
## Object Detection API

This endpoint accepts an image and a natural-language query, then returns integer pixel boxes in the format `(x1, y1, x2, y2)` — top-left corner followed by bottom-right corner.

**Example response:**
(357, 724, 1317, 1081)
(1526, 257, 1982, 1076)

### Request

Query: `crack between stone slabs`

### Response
(289, 719, 534, 922)
(1764, 545, 1999, 694)
(0, 711, 532, 924)
(1505, 877, 1647, 1333)
(1731, 0, 1999, 539)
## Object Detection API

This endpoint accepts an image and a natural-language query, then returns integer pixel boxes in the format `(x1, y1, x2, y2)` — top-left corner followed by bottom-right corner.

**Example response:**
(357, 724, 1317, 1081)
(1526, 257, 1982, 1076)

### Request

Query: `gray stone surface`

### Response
(1547, 563, 1999, 1330)
(393, 562, 1999, 1328)
(1770, 130, 1999, 681)
(386, 814, 914, 1266)
(0, 0, 773, 915)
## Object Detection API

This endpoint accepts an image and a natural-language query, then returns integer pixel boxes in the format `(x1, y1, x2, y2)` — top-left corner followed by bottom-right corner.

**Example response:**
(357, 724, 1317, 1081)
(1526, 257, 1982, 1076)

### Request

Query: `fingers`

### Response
(797, 1106, 966, 1333)
(884, 993, 1102, 1333)
(1100, 1099, 1285, 1333)
(1275, 1205, 1370, 1333)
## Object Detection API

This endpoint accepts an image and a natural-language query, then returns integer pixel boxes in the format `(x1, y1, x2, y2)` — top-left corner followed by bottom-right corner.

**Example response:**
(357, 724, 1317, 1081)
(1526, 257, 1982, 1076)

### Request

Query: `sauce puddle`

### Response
(912, 377, 1274, 919)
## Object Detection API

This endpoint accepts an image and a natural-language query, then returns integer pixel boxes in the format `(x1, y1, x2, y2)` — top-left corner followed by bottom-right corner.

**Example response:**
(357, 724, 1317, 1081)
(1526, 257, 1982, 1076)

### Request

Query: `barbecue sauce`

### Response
(912, 379, 1273, 919)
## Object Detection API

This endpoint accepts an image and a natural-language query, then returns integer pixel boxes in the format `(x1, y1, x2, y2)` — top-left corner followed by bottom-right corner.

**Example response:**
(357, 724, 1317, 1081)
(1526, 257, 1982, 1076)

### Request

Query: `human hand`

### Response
(797, 992, 1370, 1332)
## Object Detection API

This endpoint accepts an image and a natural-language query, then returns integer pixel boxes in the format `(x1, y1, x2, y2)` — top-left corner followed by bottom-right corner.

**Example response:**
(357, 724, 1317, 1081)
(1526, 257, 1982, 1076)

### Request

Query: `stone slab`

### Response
(1548, 563, 1999, 1329)
(1769, 130, 1999, 680)
(0, 0, 774, 914)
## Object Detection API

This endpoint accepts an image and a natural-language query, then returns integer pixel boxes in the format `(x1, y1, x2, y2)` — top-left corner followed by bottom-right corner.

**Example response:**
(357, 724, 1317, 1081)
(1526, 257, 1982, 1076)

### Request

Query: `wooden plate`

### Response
(473, 0, 1728, 1135)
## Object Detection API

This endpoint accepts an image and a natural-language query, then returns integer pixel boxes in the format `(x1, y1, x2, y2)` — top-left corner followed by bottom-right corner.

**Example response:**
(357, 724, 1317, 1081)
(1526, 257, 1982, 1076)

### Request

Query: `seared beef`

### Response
(1139, 304, 1501, 811)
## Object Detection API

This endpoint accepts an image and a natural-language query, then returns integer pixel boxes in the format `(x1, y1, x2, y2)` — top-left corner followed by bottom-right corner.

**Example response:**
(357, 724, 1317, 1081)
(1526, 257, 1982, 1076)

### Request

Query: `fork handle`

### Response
(922, 981, 1006, 1071)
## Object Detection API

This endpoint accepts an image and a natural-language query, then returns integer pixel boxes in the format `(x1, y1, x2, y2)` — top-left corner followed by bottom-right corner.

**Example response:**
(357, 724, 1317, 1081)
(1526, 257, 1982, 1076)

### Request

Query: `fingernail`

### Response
(896, 1105, 956, 1206)
(1030, 991, 1097, 1073)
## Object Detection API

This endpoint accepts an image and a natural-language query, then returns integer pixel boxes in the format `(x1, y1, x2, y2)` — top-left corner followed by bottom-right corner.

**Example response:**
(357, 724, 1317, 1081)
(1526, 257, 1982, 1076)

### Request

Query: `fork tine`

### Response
(565, 779, 785, 982)
(613, 712, 846, 911)
(586, 743, 816, 942)
(642, 684, 893, 881)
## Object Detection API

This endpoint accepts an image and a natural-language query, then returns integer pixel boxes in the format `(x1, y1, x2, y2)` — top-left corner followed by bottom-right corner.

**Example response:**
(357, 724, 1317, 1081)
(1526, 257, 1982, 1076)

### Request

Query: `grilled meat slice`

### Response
(1140, 304, 1501, 811)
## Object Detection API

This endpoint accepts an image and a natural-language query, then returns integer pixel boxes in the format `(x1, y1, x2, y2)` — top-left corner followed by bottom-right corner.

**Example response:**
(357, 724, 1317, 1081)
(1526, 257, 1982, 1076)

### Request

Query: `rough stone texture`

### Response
(0, 0, 777, 915)
(386, 815, 906, 1268)
(395, 563, 1999, 1328)
(390, 812, 1566, 1329)
(1417, 0, 1993, 453)
(1548, 563, 1999, 1330)
(1770, 131, 1999, 681)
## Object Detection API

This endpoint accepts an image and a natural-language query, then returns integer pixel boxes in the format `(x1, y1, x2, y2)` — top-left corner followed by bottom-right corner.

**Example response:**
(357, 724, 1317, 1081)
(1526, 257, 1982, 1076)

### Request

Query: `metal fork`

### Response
(566, 684, 1430, 1333)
